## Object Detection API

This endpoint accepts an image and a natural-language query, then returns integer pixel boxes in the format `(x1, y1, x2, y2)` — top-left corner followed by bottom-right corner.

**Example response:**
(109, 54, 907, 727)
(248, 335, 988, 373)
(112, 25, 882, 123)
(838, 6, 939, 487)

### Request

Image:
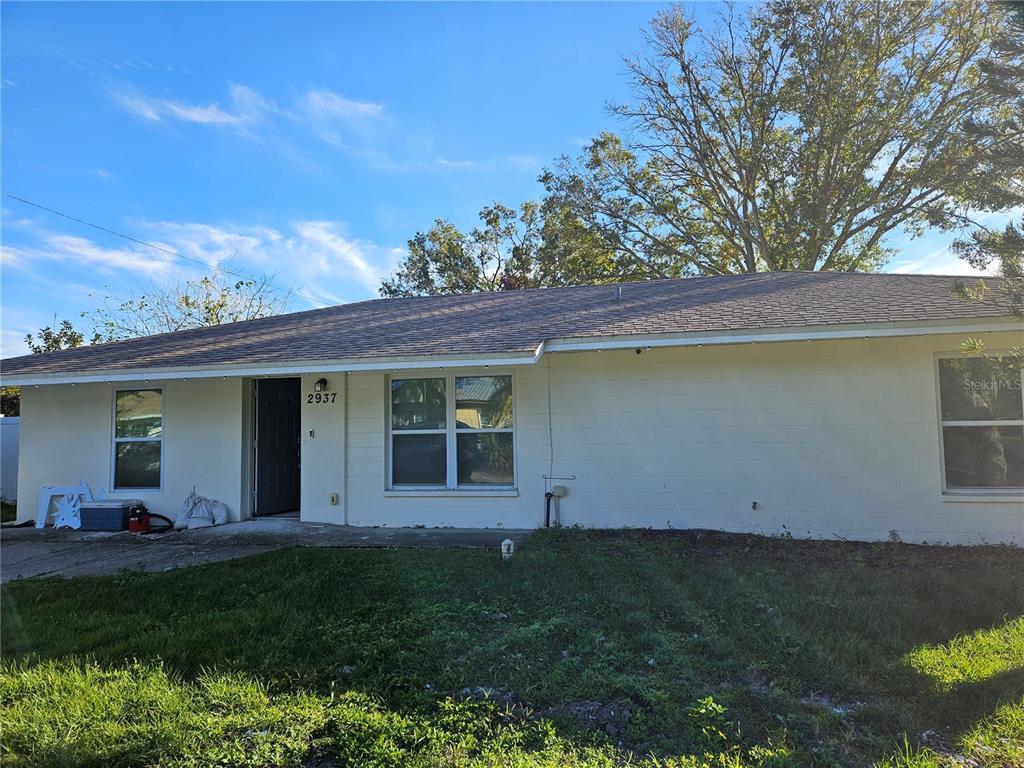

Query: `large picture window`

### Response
(113, 389, 163, 489)
(938, 357, 1024, 492)
(389, 374, 514, 489)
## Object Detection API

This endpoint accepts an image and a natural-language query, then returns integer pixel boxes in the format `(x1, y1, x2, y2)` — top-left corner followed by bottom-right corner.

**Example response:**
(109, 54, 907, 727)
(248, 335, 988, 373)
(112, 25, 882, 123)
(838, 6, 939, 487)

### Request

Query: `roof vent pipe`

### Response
(616, 285, 622, 300)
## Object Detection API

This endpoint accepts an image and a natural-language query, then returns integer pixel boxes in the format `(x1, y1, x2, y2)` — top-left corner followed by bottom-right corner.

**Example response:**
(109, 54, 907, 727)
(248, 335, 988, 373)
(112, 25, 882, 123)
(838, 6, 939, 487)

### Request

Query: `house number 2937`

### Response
(307, 392, 337, 404)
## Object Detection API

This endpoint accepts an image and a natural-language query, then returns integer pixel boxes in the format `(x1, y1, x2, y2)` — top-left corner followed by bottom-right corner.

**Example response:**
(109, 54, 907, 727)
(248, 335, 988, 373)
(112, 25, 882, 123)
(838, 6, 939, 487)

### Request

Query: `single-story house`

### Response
(2, 271, 1021, 544)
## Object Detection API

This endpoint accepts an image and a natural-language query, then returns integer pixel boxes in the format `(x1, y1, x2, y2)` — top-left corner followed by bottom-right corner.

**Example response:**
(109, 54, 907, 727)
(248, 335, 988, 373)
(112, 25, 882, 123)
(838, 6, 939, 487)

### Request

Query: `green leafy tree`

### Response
(1, 387, 21, 417)
(954, 221, 1024, 313)
(13, 319, 99, 415)
(24, 319, 96, 354)
(87, 268, 290, 341)
(953, 1, 1024, 336)
(544, 0, 1022, 276)
(381, 201, 623, 297)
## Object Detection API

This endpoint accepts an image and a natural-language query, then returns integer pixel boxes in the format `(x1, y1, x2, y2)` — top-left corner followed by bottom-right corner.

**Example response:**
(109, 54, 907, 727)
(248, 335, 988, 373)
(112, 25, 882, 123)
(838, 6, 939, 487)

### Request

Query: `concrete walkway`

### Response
(0, 518, 531, 582)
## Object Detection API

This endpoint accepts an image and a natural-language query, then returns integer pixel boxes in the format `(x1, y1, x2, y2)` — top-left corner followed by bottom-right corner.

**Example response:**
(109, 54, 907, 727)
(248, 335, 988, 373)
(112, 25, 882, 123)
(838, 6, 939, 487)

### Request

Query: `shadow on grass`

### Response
(2, 530, 1023, 765)
(936, 666, 1024, 731)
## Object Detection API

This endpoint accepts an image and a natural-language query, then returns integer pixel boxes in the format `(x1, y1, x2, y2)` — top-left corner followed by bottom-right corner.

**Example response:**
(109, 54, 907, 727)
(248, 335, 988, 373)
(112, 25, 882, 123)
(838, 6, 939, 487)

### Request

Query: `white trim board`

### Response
(4, 345, 547, 386)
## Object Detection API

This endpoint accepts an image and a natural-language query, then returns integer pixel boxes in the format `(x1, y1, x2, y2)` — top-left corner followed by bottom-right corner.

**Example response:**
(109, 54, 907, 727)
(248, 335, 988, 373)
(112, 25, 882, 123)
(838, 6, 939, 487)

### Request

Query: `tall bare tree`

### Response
(544, 0, 1023, 277)
(87, 269, 291, 341)
(4, 271, 290, 415)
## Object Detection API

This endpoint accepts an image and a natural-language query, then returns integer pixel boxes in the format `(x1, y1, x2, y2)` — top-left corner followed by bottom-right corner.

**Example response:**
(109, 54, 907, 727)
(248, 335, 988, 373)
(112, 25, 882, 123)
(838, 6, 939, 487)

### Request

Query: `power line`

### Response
(3, 192, 320, 306)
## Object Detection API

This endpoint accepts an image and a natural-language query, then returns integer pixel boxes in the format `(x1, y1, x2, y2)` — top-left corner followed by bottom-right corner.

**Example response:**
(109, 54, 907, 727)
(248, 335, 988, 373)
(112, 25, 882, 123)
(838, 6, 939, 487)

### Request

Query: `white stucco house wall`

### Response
(2, 272, 1021, 544)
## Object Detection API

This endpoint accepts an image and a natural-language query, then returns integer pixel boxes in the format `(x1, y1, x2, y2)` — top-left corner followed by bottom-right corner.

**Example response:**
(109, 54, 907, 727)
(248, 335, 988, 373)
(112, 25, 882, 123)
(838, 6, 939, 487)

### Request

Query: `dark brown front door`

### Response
(255, 378, 301, 515)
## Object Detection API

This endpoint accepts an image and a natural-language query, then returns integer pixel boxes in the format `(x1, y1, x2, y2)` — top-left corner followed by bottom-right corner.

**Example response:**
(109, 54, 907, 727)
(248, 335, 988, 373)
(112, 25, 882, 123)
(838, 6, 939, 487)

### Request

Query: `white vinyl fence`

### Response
(1, 417, 19, 502)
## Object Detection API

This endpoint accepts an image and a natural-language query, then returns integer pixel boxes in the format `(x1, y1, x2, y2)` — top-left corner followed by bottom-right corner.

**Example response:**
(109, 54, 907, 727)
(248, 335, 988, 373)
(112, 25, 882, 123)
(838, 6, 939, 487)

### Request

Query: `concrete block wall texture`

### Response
(336, 332, 1023, 543)
(17, 379, 244, 525)
(16, 330, 1024, 543)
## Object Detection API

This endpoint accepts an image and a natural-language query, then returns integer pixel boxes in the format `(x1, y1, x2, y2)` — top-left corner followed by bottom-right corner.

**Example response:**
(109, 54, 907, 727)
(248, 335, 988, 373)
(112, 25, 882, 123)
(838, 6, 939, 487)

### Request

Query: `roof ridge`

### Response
(17, 270, 982, 358)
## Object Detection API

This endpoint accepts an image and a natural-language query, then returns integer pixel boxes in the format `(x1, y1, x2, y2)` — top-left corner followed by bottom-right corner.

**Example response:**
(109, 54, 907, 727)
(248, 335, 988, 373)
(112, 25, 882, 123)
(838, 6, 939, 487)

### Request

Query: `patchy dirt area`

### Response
(541, 699, 634, 738)
(569, 528, 1023, 573)
(0, 519, 529, 581)
(455, 686, 634, 739)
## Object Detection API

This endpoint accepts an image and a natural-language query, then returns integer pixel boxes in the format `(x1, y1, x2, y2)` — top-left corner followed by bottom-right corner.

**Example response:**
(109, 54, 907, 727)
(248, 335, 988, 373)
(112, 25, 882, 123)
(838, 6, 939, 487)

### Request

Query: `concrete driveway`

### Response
(0, 518, 530, 582)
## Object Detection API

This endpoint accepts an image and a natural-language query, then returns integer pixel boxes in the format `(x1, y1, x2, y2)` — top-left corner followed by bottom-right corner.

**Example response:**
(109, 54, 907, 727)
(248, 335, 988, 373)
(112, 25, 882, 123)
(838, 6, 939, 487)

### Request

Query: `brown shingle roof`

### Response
(1, 272, 1014, 377)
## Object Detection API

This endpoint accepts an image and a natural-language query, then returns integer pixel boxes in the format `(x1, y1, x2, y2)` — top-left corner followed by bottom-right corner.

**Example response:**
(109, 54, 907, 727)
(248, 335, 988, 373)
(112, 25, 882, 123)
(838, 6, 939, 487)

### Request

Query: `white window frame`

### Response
(935, 353, 1024, 497)
(111, 386, 165, 492)
(386, 371, 516, 491)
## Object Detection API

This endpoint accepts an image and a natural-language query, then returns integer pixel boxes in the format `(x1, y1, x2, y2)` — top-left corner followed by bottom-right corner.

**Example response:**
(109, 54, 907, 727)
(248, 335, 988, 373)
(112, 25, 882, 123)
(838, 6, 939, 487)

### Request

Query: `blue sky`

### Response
(0, 1, 998, 357)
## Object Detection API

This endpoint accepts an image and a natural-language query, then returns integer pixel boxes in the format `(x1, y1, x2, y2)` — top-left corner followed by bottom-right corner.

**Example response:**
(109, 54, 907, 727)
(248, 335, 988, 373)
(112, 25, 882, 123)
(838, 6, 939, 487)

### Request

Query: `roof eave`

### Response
(4, 316, 1019, 386)
(544, 317, 1021, 353)
(2, 343, 548, 386)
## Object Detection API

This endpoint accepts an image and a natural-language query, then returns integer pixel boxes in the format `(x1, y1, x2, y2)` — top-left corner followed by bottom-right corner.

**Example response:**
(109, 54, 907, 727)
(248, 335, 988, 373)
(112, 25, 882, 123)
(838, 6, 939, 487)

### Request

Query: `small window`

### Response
(938, 357, 1024, 492)
(388, 374, 514, 489)
(113, 389, 163, 489)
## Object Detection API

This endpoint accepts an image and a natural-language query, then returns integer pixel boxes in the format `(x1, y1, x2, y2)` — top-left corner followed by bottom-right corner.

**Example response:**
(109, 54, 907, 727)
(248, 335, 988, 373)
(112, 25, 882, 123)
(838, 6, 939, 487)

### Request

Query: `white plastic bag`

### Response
(176, 488, 230, 529)
(174, 490, 200, 530)
(187, 498, 214, 529)
(210, 500, 229, 526)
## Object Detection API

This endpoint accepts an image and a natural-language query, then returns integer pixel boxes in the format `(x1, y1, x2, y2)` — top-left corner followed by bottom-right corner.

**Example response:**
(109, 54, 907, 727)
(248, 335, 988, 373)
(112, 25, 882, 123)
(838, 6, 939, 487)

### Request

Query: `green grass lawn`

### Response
(1, 529, 1022, 767)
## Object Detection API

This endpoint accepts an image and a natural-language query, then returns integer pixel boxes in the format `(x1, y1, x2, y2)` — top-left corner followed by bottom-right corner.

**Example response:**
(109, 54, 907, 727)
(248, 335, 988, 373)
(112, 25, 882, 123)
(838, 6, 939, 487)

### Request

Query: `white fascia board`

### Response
(543, 319, 1021, 353)
(4, 341, 548, 387)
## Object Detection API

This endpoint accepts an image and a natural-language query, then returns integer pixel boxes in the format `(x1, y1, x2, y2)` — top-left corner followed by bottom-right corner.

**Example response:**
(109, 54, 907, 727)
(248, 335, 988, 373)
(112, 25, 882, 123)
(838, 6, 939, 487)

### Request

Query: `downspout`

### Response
(343, 371, 350, 526)
(541, 348, 573, 528)
(545, 353, 554, 528)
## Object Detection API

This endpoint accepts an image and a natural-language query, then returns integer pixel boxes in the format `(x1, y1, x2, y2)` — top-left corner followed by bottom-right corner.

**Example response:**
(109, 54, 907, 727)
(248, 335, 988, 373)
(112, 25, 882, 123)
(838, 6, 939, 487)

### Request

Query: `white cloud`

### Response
(1, 331, 26, 358)
(111, 83, 387, 153)
(0, 302, 37, 357)
(161, 100, 240, 125)
(305, 89, 383, 120)
(109, 81, 534, 175)
(888, 208, 1022, 276)
(889, 244, 994, 277)
(3, 217, 404, 318)
(228, 84, 275, 122)
(301, 88, 384, 147)
(114, 88, 162, 121)
(435, 158, 478, 170)
(289, 220, 403, 301)
(111, 83, 275, 129)
(1, 232, 178, 275)
(433, 154, 541, 173)
(142, 221, 282, 270)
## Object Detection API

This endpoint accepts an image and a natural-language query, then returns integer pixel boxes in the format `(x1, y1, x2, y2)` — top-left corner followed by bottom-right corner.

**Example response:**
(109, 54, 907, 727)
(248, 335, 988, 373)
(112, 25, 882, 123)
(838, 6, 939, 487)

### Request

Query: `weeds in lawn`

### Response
(0, 660, 793, 768)
(1, 530, 1022, 767)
